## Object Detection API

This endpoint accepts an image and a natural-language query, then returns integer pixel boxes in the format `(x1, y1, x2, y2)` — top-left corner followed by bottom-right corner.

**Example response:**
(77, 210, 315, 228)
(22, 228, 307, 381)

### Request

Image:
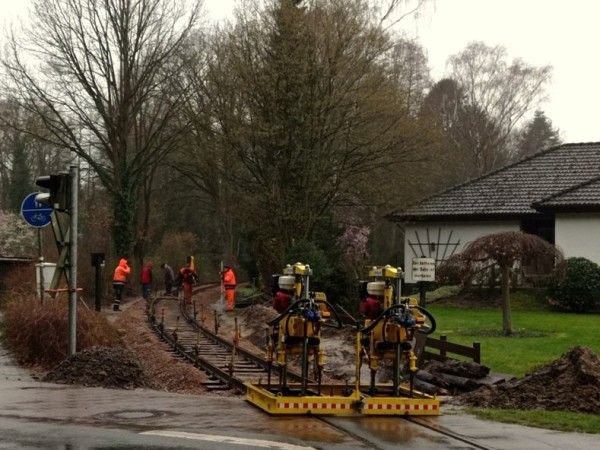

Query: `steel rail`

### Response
(147, 284, 308, 393)
(404, 416, 497, 450)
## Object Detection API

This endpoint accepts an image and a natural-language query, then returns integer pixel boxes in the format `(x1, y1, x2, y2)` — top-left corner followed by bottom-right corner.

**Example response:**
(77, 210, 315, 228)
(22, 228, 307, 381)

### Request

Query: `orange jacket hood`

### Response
(114, 258, 131, 282)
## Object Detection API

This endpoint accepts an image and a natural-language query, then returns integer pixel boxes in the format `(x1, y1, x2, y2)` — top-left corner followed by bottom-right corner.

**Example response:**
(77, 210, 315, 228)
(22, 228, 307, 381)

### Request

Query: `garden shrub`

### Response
(546, 257, 600, 313)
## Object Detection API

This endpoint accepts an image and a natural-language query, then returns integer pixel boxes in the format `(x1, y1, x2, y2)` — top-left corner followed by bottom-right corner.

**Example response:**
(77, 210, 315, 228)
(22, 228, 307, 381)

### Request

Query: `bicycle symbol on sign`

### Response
(31, 213, 47, 223)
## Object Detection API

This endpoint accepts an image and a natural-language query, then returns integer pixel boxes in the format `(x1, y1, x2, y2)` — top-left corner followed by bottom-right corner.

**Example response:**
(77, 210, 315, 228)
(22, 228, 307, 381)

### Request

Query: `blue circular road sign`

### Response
(21, 192, 53, 228)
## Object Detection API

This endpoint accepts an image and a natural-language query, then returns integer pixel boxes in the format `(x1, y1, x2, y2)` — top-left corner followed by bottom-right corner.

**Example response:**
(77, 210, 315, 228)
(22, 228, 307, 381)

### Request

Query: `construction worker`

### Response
(112, 258, 131, 311)
(221, 265, 237, 311)
(160, 263, 175, 295)
(140, 261, 154, 301)
(177, 263, 197, 305)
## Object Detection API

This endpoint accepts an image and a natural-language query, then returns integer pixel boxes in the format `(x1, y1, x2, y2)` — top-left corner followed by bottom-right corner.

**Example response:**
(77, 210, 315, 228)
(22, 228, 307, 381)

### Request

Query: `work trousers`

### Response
(225, 285, 236, 311)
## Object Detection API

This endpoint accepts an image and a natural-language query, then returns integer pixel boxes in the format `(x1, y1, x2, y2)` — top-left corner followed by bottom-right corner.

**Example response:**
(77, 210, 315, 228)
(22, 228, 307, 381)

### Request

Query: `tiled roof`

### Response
(534, 175, 600, 211)
(388, 142, 600, 221)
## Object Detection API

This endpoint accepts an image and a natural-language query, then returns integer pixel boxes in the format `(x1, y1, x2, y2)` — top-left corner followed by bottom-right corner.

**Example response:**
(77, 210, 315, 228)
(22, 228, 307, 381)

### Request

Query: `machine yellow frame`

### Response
(246, 263, 440, 416)
(245, 382, 439, 416)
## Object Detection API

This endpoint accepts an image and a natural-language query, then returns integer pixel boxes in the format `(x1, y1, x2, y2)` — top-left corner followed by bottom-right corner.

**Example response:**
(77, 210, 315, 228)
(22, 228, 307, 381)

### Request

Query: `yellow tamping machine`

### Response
(357, 265, 437, 397)
(245, 263, 440, 415)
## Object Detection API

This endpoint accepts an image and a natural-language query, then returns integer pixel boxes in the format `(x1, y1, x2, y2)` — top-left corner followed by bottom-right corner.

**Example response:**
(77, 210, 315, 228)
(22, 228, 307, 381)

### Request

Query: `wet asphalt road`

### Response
(1, 343, 599, 449)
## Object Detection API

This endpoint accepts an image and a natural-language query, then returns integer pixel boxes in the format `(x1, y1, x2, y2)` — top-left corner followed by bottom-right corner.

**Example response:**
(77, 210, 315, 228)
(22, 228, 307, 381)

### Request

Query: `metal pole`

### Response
(419, 281, 427, 305)
(219, 260, 225, 312)
(38, 229, 44, 304)
(68, 165, 79, 356)
(95, 263, 101, 311)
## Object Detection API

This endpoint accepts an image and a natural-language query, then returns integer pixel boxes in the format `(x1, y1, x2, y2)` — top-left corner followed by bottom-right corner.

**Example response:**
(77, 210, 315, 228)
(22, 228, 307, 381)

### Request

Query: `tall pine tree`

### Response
(516, 110, 561, 159)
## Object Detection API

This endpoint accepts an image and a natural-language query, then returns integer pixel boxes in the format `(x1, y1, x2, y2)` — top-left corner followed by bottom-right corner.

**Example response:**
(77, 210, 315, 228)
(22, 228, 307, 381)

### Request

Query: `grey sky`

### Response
(2, 0, 597, 143)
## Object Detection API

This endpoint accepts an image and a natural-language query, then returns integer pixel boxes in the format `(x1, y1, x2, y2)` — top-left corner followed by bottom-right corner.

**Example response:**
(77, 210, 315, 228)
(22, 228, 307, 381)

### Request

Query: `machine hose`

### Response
(267, 298, 343, 329)
(360, 304, 437, 335)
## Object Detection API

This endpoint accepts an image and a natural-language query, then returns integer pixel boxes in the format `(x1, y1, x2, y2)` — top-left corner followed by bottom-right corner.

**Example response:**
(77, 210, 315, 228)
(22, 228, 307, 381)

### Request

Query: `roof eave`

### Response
(387, 211, 542, 223)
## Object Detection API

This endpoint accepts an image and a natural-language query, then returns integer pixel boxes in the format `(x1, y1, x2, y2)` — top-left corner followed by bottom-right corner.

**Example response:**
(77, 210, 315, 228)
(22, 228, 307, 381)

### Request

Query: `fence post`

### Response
(473, 342, 481, 363)
(440, 335, 447, 360)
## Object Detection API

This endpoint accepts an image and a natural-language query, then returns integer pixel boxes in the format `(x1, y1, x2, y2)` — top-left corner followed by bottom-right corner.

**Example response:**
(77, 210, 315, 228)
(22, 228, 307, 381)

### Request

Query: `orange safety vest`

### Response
(223, 268, 236, 288)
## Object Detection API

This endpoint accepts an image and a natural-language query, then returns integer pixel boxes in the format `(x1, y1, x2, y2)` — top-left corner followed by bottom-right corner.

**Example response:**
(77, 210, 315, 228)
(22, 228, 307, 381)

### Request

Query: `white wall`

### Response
(402, 221, 520, 283)
(555, 213, 600, 264)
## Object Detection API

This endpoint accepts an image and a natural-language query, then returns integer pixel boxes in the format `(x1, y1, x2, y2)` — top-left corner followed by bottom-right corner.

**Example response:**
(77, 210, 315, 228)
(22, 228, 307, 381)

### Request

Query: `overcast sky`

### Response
(2, 0, 599, 143)
(401, 0, 600, 144)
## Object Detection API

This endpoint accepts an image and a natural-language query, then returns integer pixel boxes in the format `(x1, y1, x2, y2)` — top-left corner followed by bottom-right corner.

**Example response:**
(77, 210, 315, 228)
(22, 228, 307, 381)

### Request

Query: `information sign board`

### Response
(412, 257, 436, 282)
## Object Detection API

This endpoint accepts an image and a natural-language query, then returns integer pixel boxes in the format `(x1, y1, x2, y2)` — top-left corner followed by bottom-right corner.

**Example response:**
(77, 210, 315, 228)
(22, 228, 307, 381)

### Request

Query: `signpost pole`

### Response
(419, 281, 427, 305)
(21, 192, 53, 304)
(68, 165, 79, 356)
(38, 230, 44, 304)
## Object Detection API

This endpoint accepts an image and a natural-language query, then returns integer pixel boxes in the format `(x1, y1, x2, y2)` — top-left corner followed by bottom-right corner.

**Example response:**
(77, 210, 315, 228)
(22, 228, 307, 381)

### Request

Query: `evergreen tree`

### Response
(516, 110, 561, 159)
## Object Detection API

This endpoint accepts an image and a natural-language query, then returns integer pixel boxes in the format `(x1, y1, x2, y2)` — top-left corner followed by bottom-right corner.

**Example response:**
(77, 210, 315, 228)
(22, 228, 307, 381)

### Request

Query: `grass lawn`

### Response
(424, 292, 600, 433)
(465, 408, 600, 434)
(427, 305, 600, 377)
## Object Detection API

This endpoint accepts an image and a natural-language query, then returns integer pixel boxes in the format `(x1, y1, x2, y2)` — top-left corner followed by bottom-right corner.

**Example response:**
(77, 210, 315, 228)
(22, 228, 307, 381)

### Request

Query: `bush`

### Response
(0, 264, 36, 310)
(2, 296, 119, 368)
(547, 257, 600, 313)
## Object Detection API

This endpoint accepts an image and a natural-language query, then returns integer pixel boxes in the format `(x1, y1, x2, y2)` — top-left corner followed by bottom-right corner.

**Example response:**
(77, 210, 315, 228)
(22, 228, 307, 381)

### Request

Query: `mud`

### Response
(452, 346, 600, 413)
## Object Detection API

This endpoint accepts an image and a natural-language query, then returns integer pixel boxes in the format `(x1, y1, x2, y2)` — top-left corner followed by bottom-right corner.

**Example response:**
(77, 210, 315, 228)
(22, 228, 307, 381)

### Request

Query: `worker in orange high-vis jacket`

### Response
(177, 263, 197, 305)
(113, 258, 131, 311)
(221, 265, 237, 311)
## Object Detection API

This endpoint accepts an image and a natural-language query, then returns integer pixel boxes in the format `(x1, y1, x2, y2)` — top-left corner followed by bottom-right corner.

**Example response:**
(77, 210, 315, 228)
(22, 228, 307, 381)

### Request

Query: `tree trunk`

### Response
(501, 263, 512, 335)
(112, 190, 135, 259)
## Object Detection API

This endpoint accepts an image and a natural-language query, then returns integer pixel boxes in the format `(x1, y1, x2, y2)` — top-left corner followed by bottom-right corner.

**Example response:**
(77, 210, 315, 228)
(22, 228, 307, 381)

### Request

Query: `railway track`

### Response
(145, 285, 495, 449)
(147, 285, 308, 393)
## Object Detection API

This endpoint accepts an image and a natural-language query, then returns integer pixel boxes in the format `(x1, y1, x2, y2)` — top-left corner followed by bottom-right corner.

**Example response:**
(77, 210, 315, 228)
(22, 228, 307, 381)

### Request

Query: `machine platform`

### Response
(245, 382, 440, 416)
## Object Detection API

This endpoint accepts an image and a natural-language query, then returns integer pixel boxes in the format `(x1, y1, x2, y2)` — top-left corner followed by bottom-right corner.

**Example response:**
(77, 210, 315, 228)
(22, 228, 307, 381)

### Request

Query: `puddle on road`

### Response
(94, 409, 170, 421)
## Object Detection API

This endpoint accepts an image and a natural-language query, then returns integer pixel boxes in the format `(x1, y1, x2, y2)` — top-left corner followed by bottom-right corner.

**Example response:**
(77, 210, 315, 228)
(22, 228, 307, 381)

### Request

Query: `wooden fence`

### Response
(416, 334, 481, 366)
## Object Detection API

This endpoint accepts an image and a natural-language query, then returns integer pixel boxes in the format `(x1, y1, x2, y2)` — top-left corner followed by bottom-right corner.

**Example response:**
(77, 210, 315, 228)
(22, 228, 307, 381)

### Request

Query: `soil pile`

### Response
(236, 303, 278, 350)
(453, 346, 600, 413)
(43, 346, 157, 389)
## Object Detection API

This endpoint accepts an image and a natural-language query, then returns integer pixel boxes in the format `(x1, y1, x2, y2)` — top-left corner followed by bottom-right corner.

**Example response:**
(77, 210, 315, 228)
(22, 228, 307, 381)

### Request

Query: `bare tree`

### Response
(437, 231, 563, 335)
(184, 0, 433, 283)
(446, 41, 552, 176)
(386, 38, 432, 116)
(0, 0, 200, 258)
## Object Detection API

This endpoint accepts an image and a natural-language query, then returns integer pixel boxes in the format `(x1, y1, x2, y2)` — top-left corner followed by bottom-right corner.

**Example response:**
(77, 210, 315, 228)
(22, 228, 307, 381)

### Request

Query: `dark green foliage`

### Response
(284, 239, 357, 314)
(284, 240, 333, 287)
(516, 110, 561, 160)
(547, 257, 600, 313)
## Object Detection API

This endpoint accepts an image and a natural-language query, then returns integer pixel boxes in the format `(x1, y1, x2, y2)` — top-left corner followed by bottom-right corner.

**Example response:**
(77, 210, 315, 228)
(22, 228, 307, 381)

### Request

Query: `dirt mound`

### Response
(453, 346, 600, 413)
(43, 346, 157, 390)
(237, 303, 279, 349)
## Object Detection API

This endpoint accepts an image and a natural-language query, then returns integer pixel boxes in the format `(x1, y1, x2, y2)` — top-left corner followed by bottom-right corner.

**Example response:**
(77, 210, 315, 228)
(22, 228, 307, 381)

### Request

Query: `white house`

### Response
(387, 142, 600, 284)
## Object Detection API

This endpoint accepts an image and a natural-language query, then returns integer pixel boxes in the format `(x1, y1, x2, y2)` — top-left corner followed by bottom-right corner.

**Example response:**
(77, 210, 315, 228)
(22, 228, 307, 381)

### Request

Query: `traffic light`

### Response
(35, 173, 71, 212)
